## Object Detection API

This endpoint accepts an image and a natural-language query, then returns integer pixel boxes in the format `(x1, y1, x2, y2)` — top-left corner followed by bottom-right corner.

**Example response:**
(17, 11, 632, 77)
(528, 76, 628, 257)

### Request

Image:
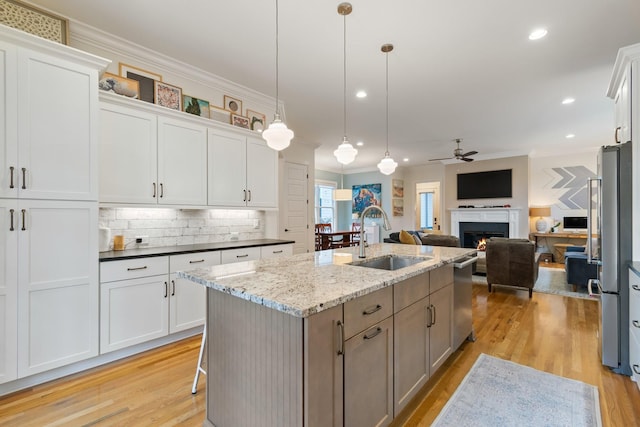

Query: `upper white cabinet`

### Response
(99, 97, 208, 206)
(208, 129, 278, 208)
(0, 36, 103, 201)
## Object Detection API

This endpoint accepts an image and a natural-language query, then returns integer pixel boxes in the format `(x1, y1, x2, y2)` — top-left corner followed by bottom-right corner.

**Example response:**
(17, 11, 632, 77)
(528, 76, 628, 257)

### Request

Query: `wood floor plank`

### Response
(1, 284, 639, 426)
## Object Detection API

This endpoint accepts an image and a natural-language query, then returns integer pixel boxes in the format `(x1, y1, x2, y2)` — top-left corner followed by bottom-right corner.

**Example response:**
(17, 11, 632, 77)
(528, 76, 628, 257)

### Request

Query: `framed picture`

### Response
(352, 184, 382, 217)
(119, 63, 163, 103)
(99, 72, 140, 99)
(247, 110, 266, 132)
(210, 106, 231, 124)
(393, 198, 404, 217)
(231, 113, 250, 129)
(0, 0, 69, 45)
(392, 179, 404, 198)
(183, 95, 210, 118)
(223, 95, 243, 114)
(154, 81, 182, 110)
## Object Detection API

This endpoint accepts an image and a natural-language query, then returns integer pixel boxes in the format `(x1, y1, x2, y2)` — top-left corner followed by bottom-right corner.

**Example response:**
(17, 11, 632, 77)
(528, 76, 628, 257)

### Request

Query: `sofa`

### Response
(485, 237, 540, 298)
(384, 231, 460, 247)
(564, 246, 598, 291)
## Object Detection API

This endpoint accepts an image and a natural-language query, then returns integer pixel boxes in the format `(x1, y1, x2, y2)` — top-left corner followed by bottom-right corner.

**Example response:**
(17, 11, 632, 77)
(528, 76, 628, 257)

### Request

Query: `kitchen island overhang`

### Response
(178, 243, 476, 427)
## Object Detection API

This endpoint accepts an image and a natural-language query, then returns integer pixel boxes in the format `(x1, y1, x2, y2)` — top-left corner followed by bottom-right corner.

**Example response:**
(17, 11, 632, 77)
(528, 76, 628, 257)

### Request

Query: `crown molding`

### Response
(69, 19, 286, 119)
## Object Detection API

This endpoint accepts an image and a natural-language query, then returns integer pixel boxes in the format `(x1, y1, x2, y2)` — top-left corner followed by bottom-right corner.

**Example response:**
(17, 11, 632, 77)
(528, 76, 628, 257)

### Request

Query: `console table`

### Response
(530, 232, 591, 261)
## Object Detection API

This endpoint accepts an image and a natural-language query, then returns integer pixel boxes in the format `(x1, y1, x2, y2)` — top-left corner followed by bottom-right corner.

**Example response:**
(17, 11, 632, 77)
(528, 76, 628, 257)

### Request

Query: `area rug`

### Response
(473, 266, 592, 299)
(432, 354, 602, 427)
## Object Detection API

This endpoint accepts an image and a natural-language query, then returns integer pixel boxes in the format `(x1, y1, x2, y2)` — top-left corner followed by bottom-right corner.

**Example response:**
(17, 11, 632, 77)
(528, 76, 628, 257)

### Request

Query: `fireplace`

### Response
(450, 207, 521, 243)
(459, 221, 509, 248)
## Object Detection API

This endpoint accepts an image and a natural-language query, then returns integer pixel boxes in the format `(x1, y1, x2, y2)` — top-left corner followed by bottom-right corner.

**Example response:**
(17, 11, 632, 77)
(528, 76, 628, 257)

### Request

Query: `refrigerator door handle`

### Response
(586, 177, 602, 265)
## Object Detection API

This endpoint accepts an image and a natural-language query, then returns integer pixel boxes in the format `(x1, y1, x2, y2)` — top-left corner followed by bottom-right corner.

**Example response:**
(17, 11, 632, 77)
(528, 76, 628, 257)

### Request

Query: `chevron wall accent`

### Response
(550, 166, 595, 209)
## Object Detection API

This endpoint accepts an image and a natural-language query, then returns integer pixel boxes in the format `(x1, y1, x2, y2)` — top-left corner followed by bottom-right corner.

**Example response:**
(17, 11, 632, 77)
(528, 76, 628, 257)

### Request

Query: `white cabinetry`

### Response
(260, 243, 293, 259)
(99, 98, 208, 206)
(629, 267, 640, 388)
(221, 246, 261, 264)
(0, 26, 107, 384)
(208, 129, 278, 208)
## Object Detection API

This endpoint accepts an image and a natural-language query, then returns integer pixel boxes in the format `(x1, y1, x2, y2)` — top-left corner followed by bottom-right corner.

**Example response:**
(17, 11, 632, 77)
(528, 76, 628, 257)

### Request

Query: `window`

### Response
(419, 191, 434, 230)
(315, 180, 337, 226)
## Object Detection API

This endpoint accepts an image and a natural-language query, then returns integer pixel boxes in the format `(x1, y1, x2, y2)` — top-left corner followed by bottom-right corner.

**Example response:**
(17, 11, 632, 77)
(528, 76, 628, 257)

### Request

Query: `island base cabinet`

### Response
(429, 283, 454, 375)
(344, 317, 394, 427)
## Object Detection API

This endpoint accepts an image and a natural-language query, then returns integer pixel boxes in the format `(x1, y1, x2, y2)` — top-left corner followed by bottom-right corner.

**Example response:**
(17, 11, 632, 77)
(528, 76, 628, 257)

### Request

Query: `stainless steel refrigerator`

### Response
(587, 141, 632, 376)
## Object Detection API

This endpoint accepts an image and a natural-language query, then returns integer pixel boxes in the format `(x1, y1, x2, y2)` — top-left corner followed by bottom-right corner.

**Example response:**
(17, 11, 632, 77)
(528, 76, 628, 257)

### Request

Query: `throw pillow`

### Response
(412, 234, 422, 245)
(399, 230, 417, 245)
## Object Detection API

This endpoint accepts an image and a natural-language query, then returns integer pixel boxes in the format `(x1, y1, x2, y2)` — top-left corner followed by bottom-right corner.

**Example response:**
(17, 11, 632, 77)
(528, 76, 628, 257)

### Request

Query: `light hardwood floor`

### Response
(1, 284, 639, 426)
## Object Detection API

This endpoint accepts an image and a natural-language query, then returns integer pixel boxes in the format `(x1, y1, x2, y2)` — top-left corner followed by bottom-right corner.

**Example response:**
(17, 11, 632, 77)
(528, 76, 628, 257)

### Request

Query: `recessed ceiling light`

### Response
(403, 158, 409, 162)
(566, 134, 576, 139)
(356, 90, 367, 98)
(528, 28, 548, 40)
(562, 97, 575, 105)
(356, 141, 364, 146)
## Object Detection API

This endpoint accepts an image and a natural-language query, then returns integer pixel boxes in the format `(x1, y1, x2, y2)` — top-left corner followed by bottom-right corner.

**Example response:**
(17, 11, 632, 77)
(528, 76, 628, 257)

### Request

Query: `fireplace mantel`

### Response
(450, 208, 521, 239)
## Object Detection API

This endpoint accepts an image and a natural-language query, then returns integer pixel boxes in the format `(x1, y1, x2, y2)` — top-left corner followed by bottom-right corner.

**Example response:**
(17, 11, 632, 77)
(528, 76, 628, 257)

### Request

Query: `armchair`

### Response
(485, 237, 540, 298)
(564, 246, 598, 292)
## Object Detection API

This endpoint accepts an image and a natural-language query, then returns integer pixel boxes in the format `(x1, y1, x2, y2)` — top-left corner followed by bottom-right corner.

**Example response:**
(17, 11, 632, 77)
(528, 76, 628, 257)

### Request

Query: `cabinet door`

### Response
(99, 102, 157, 204)
(394, 297, 430, 415)
(429, 283, 453, 376)
(614, 66, 631, 144)
(17, 49, 98, 200)
(208, 129, 246, 207)
(246, 137, 278, 208)
(17, 200, 99, 377)
(168, 251, 221, 333)
(0, 200, 18, 384)
(0, 41, 18, 199)
(157, 117, 207, 206)
(344, 316, 394, 427)
(100, 275, 169, 353)
(630, 269, 640, 386)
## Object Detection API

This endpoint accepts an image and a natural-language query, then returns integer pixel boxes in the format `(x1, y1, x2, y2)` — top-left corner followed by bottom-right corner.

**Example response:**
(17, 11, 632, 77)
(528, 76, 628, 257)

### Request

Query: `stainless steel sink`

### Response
(348, 255, 429, 271)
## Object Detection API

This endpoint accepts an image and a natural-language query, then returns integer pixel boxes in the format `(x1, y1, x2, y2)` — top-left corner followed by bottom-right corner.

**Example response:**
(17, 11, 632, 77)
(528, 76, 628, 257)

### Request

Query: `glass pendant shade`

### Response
(377, 154, 398, 175)
(334, 137, 358, 165)
(263, 114, 293, 151)
(334, 188, 352, 201)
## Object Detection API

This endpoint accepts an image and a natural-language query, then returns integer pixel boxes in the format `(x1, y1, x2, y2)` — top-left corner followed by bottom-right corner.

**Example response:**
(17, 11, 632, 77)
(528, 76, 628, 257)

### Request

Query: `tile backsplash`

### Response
(99, 208, 265, 249)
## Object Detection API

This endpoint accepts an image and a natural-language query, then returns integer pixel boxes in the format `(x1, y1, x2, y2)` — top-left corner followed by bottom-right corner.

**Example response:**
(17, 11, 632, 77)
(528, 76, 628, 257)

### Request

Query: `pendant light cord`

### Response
(343, 12, 347, 139)
(385, 50, 389, 155)
(274, 0, 280, 115)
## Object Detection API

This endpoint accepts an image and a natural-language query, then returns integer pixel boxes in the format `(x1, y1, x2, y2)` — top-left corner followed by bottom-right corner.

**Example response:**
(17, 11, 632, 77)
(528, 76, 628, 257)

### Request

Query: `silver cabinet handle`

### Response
(171, 279, 175, 296)
(633, 285, 640, 291)
(247, 190, 251, 202)
(615, 126, 621, 143)
(21, 167, 26, 189)
(9, 166, 14, 189)
(236, 254, 249, 258)
(21, 209, 26, 231)
(160, 183, 164, 198)
(153, 182, 157, 198)
(336, 320, 344, 356)
(426, 305, 432, 327)
(243, 189, 247, 202)
(362, 304, 382, 316)
(189, 259, 205, 264)
(164, 281, 168, 298)
(9, 209, 15, 231)
(634, 365, 640, 375)
(633, 320, 640, 328)
(127, 266, 148, 271)
(363, 327, 382, 340)
(431, 304, 436, 326)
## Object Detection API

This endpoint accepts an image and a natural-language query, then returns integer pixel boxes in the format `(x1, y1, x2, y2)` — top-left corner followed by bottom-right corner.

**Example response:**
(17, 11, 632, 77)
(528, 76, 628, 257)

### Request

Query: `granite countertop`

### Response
(178, 243, 476, 318)
(99, 239, 295, 262)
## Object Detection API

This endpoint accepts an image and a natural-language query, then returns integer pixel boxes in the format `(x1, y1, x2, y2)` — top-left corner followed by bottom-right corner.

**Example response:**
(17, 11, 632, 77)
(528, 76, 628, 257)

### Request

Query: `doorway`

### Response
(416, 182, 441, 233)
(283, 162, 309, 254)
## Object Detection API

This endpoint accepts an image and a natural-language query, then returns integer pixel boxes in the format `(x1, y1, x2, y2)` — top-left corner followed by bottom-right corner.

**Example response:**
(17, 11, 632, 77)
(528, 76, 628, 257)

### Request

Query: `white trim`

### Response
(450, 208, 522, 239)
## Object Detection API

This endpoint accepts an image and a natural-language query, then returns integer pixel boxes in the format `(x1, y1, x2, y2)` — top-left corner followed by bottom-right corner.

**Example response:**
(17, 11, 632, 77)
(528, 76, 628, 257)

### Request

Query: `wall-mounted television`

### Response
(457, 169, 512, 200)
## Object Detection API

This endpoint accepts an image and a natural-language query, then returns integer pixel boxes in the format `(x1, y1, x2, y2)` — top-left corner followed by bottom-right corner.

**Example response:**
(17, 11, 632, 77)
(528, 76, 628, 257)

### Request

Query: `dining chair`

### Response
(351, 222, 361, 246)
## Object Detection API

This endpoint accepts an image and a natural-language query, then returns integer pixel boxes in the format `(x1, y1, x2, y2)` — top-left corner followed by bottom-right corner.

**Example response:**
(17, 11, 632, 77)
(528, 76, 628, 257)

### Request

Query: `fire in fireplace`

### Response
(459, 221, 509, 249)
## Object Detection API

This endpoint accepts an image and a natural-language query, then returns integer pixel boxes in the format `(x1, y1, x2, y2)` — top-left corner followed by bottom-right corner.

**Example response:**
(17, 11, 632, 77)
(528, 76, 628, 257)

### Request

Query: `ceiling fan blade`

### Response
(461, 157, 474, 162)
(461, 150, 478, 157)
(428, 156, 454, 161)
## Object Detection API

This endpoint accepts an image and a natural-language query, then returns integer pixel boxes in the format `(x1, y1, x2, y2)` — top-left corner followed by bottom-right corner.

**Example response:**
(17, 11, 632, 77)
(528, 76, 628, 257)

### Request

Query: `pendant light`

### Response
(334, 165, 352, 201)
(377, 43, 398, 175)
(262, 0, 294, 151)
(333, 3, 358, 165)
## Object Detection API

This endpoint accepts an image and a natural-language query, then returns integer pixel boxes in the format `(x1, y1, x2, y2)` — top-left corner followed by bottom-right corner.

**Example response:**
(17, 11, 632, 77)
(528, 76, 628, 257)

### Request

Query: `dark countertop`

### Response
(99, 239, 295, 262)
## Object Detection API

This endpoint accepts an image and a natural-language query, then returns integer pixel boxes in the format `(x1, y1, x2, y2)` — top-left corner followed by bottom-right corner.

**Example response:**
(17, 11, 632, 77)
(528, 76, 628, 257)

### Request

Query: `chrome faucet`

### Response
(359, 205, 391, 258)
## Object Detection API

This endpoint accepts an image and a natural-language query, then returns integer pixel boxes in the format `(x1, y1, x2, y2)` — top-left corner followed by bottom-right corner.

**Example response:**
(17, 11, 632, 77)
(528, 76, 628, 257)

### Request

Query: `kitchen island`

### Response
(178, 243, 476, 427)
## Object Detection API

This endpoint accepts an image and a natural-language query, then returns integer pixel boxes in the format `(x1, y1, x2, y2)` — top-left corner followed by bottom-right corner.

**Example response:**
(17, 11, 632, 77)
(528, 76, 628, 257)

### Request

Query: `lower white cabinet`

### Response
(260, 243, 294, 259)
(629, 267, 640, 388)
(221, 246, 261, 264)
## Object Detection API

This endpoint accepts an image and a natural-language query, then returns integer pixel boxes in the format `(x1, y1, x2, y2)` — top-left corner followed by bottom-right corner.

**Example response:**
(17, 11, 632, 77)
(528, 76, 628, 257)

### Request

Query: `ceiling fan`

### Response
(429, 138, 478, 162)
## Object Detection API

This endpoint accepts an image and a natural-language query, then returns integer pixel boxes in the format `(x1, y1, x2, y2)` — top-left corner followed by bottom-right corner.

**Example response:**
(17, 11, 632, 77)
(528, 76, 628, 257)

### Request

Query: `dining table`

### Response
(316, 230, 361, 250)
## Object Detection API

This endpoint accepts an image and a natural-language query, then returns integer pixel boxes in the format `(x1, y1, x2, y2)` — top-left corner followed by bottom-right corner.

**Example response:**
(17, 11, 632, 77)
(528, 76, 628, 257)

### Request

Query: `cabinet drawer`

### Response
(344, 286, 393, 339)
(430, 264, 453, 293)
(260, 244, 293, 259)
(170, 251, 221, 272)
(394, 272, 430, 313)
(221, 247, 261, 264)
(100, 256, 168, 282)
(630, 325, 640, 389)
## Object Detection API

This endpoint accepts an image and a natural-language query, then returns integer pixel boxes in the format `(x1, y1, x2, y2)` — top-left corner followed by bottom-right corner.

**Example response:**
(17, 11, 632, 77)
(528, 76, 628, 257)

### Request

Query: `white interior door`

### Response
(283, 162, 308, 253)
(416, 182, 441, 233)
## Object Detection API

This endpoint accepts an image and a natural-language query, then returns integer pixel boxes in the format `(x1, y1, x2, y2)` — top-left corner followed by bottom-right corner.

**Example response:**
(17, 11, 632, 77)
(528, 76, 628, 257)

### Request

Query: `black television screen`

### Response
(457, 169, 512, 200)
